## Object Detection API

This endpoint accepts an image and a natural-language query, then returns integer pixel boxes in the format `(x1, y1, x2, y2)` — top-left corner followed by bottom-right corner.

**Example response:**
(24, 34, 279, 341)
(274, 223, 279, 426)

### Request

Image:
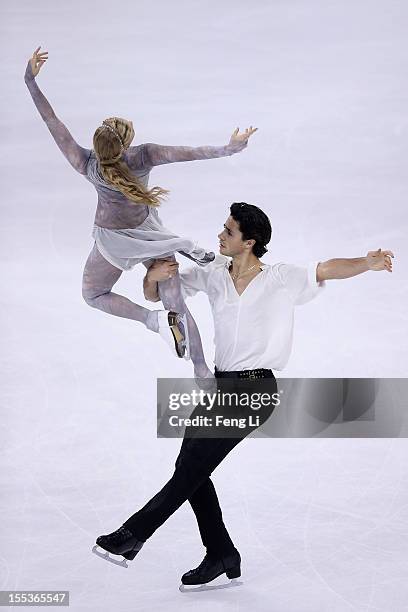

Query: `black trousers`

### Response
(123, 370, 278, 558)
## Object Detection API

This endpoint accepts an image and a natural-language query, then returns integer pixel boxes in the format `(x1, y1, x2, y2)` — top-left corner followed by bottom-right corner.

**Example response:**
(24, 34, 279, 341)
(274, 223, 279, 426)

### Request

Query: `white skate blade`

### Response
(179, 578, 243, 593)
(178, 249, 215, 267)
(194, 252, 216, 267)
(92, 544, 129, 568)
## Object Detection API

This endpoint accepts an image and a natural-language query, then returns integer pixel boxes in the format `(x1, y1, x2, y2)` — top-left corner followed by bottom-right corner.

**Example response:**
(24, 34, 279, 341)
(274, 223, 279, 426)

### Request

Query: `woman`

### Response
(24, 46, 257, 377)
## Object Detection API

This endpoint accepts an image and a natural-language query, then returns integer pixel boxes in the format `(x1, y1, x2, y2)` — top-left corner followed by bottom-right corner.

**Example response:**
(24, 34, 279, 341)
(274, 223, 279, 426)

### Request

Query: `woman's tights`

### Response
(81, 242, 211, 377)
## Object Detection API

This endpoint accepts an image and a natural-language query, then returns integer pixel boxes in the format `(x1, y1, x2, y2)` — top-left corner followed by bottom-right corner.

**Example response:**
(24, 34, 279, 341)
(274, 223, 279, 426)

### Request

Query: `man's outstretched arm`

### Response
(316, 248, 394, 281)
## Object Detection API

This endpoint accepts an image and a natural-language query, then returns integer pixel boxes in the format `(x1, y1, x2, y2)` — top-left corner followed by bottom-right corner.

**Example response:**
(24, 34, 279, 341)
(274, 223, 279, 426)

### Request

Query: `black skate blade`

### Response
(179, 578, 243, 593)
(92, 545, 129, 568)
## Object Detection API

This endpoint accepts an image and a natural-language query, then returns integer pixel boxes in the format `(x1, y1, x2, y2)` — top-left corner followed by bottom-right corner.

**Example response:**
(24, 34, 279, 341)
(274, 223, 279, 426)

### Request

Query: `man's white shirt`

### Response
(179, 254, 325, 372)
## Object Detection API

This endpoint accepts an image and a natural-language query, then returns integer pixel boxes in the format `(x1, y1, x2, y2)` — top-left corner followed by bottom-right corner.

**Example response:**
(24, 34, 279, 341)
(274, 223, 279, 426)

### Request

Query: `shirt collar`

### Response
(224, 258, 268, 271)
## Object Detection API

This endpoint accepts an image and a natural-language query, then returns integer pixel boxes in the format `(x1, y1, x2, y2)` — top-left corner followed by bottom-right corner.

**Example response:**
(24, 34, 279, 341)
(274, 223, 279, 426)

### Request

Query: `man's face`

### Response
(218, 215, 254, 256)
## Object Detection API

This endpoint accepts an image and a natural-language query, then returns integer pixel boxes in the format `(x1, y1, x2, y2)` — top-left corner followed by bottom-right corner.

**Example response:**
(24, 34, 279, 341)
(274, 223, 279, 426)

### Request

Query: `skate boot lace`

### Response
(104, 526, 133, 542)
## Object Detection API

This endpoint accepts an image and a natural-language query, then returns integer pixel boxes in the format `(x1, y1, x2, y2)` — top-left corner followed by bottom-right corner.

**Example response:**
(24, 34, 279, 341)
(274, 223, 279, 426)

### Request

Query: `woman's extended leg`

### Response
(154, 255, 212, 378)
(82, 242, 157, 330)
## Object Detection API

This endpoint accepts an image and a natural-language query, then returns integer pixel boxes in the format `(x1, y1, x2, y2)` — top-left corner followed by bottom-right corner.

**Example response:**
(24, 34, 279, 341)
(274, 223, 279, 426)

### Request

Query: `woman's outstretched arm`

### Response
(24, 47, 91, 175)
(141, 127, 258, 167)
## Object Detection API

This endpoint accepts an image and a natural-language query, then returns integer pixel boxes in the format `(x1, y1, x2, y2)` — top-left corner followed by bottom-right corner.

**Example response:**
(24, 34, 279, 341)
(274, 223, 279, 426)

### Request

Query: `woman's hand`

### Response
(147, 258, 180, 281)
(26, 46, 48, 79)
(228, 126, 258, 150)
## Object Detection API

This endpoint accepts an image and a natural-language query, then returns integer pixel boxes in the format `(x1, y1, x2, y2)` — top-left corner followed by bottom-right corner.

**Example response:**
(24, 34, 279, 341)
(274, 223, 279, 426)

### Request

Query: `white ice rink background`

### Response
(1, 0, 408, 610)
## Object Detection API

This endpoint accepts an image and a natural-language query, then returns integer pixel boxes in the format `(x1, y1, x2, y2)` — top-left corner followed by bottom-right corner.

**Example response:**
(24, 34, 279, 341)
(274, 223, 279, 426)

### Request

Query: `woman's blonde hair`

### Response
(93, 117, 168, 207)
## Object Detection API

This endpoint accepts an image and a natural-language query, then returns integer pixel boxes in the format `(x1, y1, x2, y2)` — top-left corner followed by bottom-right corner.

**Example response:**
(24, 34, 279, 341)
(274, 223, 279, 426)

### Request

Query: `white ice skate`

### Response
(158, 310, 190, 360)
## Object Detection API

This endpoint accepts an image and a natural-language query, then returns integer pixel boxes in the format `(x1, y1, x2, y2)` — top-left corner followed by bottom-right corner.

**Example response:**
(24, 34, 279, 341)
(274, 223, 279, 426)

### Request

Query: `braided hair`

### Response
(93, 117, 168, 207)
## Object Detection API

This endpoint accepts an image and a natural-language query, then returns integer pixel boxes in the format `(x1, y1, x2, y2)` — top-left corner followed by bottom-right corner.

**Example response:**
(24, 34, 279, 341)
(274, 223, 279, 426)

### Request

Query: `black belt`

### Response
(214, 367, 274, 380)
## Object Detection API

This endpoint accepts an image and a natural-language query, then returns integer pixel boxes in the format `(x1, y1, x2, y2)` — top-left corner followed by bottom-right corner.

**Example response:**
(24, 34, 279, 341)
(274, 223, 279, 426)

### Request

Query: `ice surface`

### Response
(1, 0, 408, 610)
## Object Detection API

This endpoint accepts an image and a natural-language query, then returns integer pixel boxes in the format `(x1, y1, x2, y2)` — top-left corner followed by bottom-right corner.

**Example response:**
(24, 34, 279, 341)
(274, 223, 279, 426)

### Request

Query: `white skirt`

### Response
(92, 207, 198, 271)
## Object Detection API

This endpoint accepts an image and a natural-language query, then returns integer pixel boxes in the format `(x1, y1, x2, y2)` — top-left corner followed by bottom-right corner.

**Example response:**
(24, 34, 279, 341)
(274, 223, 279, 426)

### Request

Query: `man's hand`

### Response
(366, 248, 394, 273)
(147, 258, 179, 281)
(228, 126, 258, 150)
(143, 258, 180, 302)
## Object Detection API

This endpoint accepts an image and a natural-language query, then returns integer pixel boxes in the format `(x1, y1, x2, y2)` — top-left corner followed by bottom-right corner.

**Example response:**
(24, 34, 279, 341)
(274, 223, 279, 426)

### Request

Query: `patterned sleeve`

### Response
(24, 61, 91, 175)
(142, 140, 248, 167)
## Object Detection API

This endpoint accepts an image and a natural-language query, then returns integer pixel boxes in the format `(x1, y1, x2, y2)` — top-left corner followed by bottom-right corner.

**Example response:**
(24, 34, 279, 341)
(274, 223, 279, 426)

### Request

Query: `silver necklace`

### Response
(229, 263, 259, 281)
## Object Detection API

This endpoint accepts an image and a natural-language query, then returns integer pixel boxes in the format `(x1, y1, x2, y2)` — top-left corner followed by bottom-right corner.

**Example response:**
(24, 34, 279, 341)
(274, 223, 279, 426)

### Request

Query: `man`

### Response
(93, 202, 394, 586)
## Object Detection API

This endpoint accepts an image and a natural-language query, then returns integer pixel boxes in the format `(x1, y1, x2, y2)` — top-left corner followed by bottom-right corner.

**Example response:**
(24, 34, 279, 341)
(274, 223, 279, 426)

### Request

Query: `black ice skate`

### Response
(178, 249, 216, 267)
(92, 526, 145, 569)
(179, 551, 242, 592)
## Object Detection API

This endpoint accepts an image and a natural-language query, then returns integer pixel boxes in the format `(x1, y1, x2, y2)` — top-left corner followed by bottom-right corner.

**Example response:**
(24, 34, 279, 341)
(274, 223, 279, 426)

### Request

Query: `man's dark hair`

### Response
(230, 202, 272, 258)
